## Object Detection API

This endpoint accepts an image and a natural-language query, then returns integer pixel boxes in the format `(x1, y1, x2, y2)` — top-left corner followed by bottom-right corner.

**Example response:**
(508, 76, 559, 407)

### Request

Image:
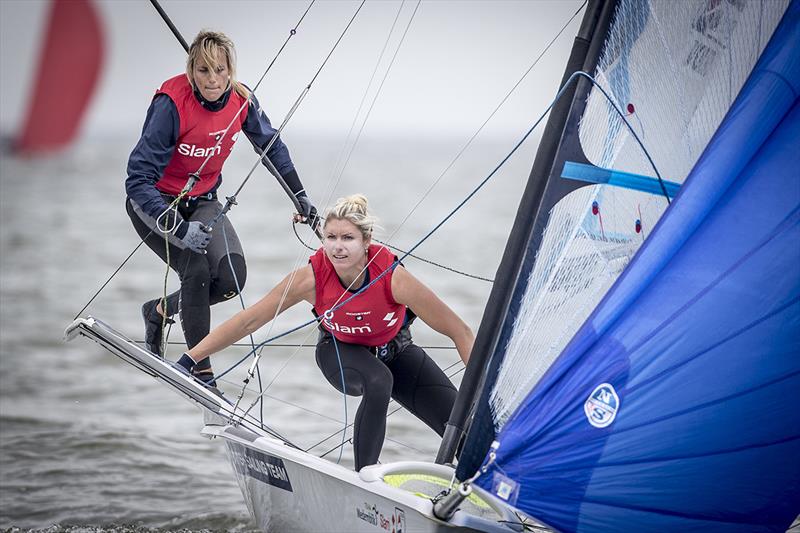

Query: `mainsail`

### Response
(460, 0, 799, 530)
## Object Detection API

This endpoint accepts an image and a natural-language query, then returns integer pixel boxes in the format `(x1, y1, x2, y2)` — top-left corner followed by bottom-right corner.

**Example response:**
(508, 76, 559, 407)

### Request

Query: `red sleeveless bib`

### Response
(310, 244, 406, 346)
(155, 74, 248, 196)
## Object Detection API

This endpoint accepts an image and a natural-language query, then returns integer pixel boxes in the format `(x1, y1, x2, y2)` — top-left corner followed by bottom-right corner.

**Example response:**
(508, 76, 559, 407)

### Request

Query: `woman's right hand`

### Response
(175, 220, 212, 253)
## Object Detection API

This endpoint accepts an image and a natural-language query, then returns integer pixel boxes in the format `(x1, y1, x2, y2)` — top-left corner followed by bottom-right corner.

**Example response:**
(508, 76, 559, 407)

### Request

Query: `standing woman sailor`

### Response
(125, 30, 317, 386)
(180, 194, 473, 470)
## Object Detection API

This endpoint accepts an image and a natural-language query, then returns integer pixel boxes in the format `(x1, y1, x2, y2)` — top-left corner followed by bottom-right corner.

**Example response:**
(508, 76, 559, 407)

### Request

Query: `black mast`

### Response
(435, 0, 619, 475)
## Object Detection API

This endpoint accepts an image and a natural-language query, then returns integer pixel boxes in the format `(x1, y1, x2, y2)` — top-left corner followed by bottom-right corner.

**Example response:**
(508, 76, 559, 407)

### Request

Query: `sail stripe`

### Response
(560, 161, 680, 197)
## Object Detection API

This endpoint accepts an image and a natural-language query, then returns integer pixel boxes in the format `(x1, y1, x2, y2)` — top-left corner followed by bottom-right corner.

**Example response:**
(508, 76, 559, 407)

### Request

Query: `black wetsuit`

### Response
(315, 320, 458, 470)
(126, 194, 246, 348)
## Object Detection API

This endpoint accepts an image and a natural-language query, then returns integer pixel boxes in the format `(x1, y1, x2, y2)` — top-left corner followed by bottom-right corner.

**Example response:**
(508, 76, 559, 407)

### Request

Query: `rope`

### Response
(220, 220, 268, 427)
(306, 359, 465, 455)
(153, 340, 456, 350)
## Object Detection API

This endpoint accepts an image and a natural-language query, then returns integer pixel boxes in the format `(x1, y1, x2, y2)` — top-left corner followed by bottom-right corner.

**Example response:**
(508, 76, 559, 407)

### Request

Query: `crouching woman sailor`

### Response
(179, 194, 473, 470)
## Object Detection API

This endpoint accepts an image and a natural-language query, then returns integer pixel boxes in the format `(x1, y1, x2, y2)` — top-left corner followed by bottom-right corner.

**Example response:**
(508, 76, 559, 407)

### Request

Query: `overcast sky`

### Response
(0, 0, 585, 142)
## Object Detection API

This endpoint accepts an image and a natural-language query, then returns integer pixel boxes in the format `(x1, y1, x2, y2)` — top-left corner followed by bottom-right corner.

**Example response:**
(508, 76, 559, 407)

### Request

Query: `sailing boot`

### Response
(190, 357, 218, 388)
(141, 298, 174, 357)
(176, 353, 222, 397)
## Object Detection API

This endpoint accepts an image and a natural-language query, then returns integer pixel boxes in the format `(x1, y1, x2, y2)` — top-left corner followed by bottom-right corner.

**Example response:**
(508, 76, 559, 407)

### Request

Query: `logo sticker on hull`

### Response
(355, 502, 406, 532)
(228, 443, 293, 492)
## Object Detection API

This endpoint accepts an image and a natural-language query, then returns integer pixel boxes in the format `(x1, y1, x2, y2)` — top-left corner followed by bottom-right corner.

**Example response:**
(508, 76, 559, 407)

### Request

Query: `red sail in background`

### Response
(15, 0, 104, 154)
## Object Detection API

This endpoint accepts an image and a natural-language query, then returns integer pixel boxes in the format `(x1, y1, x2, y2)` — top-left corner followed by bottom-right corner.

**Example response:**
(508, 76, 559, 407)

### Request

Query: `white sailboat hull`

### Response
(206, 421, 524, 532)
(65, 317, 549, 533)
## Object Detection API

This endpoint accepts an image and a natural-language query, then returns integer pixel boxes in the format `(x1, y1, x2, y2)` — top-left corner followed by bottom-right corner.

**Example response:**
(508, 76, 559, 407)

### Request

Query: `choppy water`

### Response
(0, 134, 535, 531)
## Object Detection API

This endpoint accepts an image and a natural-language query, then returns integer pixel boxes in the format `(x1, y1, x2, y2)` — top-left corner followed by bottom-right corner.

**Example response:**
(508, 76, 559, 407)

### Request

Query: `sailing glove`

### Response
(174, 220, 212, 253)
(296, 193, 320, 231)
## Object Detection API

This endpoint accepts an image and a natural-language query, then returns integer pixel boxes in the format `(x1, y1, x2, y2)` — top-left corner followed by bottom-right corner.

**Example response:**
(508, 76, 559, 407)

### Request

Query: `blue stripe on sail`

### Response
(477, 3, 800, 532)
(561, 161, 680, 197)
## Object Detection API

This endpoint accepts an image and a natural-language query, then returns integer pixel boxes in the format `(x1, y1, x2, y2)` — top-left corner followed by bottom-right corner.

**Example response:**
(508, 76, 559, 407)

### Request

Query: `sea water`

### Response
(0, 133, 535, 532)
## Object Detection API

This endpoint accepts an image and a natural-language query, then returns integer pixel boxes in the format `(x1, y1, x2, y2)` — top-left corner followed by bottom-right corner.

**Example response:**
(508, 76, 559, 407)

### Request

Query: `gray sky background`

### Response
(0, 0, 585, 143)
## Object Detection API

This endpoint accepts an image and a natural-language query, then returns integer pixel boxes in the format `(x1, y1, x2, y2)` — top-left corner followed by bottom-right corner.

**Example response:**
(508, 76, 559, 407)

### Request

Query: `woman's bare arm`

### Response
(188, 265, 315, 362)
(391, 266, 473, 364)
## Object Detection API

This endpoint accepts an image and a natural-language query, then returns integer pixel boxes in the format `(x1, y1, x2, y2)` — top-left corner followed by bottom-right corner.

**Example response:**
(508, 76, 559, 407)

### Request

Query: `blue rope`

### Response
(331, 334, 348, 465)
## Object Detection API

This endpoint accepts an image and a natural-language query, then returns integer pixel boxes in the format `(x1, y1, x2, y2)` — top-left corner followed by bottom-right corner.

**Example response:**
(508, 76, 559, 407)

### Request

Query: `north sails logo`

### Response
(584, 383, 619, 428)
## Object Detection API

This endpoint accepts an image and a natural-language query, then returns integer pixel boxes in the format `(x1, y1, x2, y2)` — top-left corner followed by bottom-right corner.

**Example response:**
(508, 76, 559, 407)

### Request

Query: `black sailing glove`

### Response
(296, 193, 321, 232)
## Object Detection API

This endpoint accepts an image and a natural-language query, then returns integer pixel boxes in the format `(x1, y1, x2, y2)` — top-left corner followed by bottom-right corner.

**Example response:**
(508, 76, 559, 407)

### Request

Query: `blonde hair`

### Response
(324, 194, 379, 240)
(186, 30, 249, 99)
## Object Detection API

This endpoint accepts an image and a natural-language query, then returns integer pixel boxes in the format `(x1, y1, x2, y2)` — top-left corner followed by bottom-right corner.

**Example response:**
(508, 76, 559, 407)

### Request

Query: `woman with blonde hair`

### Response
(178, 194, 473, 470)
(125, 30, 317, 386)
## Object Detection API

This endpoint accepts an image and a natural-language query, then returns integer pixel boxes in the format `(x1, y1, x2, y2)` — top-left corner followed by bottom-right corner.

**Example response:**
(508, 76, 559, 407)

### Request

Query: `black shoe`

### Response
(141, 299, 174, 357)
(191, 367, 218, 388)
(191, 368, 225, 400)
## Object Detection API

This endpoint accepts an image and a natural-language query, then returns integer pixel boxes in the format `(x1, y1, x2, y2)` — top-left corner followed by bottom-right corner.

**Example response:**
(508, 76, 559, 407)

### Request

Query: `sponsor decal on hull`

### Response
(355, 501, 406, 532)
(229, 443, 293, 492)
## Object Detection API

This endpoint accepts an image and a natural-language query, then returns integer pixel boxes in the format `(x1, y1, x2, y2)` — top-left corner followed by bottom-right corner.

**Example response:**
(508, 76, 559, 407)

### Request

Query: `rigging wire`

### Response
(315, 0, 422, 219)
(290, 0, 587, 285)
(206, 0, 368, 235)
(74, 242, 144, 319)
(294, 221, 494, 282)
(228, 1, 419, 433)
(215, 69, 668, 385)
